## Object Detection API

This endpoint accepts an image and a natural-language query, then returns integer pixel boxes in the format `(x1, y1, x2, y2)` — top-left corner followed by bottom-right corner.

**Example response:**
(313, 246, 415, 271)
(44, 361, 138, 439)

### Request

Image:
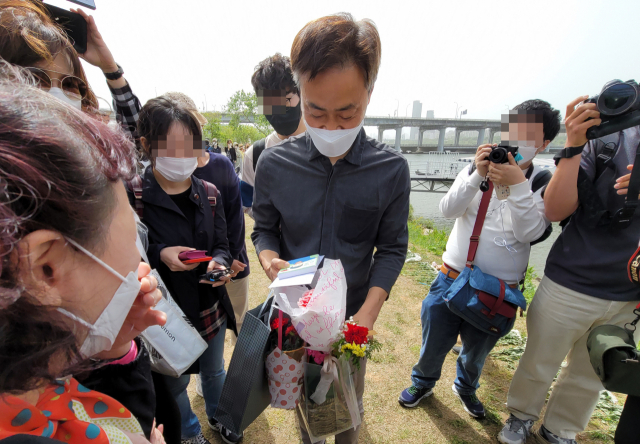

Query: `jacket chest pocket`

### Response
(338, 205, 379, 244)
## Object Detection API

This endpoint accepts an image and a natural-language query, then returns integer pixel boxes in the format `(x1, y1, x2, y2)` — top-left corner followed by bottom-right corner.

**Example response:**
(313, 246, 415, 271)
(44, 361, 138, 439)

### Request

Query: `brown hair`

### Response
(290, 13, 381, 93)
(0, 0, 99, 111)
(0, 67, 136, 394)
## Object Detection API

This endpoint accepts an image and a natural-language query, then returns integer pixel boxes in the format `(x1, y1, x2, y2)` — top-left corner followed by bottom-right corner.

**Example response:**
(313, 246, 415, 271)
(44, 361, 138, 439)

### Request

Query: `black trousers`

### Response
(615, 395, 640, 444)
(153, 371, 182, 444)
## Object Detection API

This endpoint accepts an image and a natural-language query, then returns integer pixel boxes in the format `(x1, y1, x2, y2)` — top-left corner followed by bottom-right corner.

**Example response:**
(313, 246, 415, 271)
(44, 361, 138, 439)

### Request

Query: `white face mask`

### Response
(155, 157, 198, 182)
(58, 237, 141, 357)
(47, 87, 82, 110)
(304, 117, 364, 158)
(516, 141, 540, 164)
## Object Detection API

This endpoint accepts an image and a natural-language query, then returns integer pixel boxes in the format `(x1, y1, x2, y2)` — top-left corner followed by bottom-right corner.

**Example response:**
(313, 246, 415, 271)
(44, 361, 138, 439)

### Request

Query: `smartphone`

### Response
(178, 250, 213, 264)
(66, 0, 96, 10)
(43, 3, 88, 54)
(199, 269, 231, 283)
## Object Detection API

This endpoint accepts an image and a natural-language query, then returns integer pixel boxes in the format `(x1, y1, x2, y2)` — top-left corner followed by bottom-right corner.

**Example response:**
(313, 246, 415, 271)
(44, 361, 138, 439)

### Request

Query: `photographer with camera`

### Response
(400, 100, 560, 419)
(498, 92, 640, 444)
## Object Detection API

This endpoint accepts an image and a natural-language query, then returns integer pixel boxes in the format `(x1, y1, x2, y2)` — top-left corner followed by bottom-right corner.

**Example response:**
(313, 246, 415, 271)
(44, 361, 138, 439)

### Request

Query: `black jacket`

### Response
(80, 338, 155, 438)
(127, 167, 236, 336)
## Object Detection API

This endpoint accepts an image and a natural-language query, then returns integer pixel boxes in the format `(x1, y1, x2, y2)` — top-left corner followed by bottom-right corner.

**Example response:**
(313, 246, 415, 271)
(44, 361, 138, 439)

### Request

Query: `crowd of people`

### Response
(0, 2, 637, 444)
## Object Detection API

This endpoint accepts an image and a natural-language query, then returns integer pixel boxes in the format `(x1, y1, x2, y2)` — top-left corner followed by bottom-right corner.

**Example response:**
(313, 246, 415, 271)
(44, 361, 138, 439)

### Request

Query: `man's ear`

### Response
(17, 230, 68, 307)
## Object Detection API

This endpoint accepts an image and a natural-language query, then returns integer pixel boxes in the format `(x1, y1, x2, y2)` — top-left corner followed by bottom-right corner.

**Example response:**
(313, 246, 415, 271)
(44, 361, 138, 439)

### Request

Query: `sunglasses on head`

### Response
(26, 67, 89, 102)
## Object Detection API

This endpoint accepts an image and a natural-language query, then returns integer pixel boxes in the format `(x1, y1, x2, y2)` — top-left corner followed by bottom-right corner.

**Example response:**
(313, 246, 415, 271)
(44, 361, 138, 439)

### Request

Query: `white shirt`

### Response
(242, 131, 286, 188)
(440, 164, 549, 284)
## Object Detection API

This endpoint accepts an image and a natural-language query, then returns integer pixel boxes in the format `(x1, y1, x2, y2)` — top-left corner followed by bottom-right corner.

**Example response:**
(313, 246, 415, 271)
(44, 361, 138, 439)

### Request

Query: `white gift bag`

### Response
(141, 270, 208, 377)
(134, 221, 208, 377)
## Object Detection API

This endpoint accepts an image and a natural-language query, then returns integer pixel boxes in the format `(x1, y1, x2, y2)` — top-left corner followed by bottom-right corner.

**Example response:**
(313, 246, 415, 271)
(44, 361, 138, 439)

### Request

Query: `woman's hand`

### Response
(160, 246, 199, 272)
(229, 260, 247, 278)
(70, 9, 118, 73)
(94, 262, 166, 360)
(150, 419, 165, 444)
(199, 260, 231, 287)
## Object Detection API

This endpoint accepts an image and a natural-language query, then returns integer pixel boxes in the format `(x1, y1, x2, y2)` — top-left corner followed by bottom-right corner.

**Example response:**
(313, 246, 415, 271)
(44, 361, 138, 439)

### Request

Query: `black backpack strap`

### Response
(202, 180, 218, 220)
(125, 174, 144, 218)
(252, 138, 267, 172)
(529, 168, 554, 246)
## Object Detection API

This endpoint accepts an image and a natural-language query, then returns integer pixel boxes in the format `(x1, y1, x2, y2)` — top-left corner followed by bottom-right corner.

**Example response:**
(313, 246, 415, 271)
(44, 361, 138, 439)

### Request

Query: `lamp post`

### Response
(454, 102, 463, 119)
(204, 94, 208, 112)
(395, 98, 399, 117)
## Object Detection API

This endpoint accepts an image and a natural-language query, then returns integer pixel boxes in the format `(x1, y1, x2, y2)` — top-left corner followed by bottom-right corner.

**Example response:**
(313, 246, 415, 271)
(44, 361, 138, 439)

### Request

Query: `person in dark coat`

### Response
(132, 95, 241, 444)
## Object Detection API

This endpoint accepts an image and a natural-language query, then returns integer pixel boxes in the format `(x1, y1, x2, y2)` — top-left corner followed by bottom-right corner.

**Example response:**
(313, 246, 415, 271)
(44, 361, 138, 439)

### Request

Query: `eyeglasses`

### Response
(26, 67, 89, 101)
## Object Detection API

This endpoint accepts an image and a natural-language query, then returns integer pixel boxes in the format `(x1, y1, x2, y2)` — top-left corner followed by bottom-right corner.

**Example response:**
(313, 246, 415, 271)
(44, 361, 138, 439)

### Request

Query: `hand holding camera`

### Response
(564, 96, 601, 148)
(474, 144, 494, 177)
(199, 261, 232, 287)
(488, 152, 526, 187)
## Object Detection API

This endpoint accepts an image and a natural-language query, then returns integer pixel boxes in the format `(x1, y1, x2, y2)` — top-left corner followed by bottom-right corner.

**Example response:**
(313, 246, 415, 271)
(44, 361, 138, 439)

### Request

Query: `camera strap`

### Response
(466, 180, 494, 267)
(611, 146, 640, 229)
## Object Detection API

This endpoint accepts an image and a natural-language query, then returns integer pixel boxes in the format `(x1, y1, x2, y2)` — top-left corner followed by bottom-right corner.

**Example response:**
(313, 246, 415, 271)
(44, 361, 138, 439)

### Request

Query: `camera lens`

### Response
(489, 147, 507, 164)
(599, 83, 636, 116)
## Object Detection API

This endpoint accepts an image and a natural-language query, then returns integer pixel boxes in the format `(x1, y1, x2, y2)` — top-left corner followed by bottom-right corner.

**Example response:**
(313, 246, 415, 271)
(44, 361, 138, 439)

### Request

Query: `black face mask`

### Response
(266, 102, 302, 137)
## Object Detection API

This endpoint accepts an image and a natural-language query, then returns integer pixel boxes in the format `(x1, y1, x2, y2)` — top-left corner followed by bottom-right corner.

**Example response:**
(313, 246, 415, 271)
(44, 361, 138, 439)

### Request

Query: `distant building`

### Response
(410, 100, 422, 140)
(427, 110, 435, 119)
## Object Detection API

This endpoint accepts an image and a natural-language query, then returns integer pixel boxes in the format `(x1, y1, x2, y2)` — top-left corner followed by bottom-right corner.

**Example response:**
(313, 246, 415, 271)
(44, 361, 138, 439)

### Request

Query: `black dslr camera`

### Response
(585, 79, 640, 139)
(487, 142, 519, 164)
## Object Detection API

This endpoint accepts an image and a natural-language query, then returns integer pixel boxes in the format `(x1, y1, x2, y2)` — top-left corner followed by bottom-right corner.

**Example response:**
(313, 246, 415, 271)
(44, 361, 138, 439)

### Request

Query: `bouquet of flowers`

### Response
(265, 311, 305, 410)
(330, 318, 382, 370)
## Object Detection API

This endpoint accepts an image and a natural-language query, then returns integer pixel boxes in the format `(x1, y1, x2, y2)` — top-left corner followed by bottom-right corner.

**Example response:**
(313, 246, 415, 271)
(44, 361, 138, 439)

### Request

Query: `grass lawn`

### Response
(188, 215, 621, 443)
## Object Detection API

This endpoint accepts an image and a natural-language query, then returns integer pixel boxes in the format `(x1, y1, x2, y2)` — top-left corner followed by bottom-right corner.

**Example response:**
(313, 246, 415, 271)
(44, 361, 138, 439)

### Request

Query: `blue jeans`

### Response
(164, 319, 227, 438)
(411, 273, 500, 396)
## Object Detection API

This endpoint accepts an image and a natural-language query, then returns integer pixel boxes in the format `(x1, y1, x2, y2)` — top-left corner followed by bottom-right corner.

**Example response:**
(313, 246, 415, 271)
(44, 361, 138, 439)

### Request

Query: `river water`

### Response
(404, 152, 559, 277)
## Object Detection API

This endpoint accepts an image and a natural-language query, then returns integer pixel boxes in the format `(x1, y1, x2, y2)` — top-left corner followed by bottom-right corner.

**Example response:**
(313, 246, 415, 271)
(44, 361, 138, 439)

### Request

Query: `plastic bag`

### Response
(297, 356, 361, 443)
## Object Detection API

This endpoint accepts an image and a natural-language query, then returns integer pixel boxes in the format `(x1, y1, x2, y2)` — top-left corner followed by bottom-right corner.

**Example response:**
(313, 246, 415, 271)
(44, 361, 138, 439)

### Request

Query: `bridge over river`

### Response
(217, 114, 567, 153)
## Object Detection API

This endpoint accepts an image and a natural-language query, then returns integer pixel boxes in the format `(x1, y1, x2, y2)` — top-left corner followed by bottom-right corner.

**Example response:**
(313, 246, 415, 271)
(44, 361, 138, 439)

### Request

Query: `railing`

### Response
(407, 155, 465, 179)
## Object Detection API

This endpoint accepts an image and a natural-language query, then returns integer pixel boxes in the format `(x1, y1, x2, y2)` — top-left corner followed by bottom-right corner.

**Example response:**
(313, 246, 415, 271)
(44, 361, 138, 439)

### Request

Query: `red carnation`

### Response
(270, 316, 290, 330)
(344, 323, 369, 345)
(285, 325, 297, 336)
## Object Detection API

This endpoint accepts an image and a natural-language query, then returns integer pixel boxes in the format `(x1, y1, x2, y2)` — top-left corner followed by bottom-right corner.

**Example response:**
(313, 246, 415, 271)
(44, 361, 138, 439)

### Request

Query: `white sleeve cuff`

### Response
(507, 180, 530, 199)
(468, 170, 484, 188)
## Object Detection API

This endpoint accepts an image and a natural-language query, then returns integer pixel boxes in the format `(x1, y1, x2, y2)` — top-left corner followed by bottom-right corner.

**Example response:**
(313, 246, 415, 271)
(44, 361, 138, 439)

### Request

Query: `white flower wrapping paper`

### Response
(273, 259, 347, 353)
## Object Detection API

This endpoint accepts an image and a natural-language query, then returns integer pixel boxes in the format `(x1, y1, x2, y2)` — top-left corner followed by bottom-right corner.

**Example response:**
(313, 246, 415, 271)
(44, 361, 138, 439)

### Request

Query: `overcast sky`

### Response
(47, 0, 639, 122)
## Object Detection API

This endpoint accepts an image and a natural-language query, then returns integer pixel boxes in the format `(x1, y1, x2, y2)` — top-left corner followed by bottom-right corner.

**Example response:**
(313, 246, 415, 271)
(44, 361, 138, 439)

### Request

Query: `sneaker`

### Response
(195, 374, 203, 398)
(535, 425, 577, 444)
(208, 418, 243, 444)
(451, 345, 462, 355)
(398, 385, 433, 408)
(181, 432, 210, 444)
(497, 414, 534, 444)
(451, 384, 485, 418)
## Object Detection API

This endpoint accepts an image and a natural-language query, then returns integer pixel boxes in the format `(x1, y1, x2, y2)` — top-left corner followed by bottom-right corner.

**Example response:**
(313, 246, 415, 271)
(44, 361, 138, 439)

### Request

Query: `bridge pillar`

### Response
(377, 126, 384, 142)
(454, 129, 461, 146)
(437, 127, 446, 152)
(488, 129, 495, 144)
(395, 126, 402, 151)
(417, 129, 424, 148)
(477, 128, 486, 146)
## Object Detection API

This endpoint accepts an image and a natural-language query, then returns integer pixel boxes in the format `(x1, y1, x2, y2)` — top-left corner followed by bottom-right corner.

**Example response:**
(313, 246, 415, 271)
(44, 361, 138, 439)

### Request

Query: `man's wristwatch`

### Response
(103, 63, 124, 81)
(553, 144, 586, 166)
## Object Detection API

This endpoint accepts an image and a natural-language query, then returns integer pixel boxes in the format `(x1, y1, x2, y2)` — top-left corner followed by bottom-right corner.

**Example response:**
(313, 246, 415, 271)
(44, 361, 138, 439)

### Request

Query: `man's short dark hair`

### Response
(513, 99, 561, 142)
(290, 13, 381, 93)
(251, 53, 298, 95)
(204, 139, 210, 145)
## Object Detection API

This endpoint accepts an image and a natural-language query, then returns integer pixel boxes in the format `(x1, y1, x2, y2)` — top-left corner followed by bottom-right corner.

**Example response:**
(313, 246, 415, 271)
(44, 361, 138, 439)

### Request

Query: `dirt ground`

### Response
(187, 216, 613, 444)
